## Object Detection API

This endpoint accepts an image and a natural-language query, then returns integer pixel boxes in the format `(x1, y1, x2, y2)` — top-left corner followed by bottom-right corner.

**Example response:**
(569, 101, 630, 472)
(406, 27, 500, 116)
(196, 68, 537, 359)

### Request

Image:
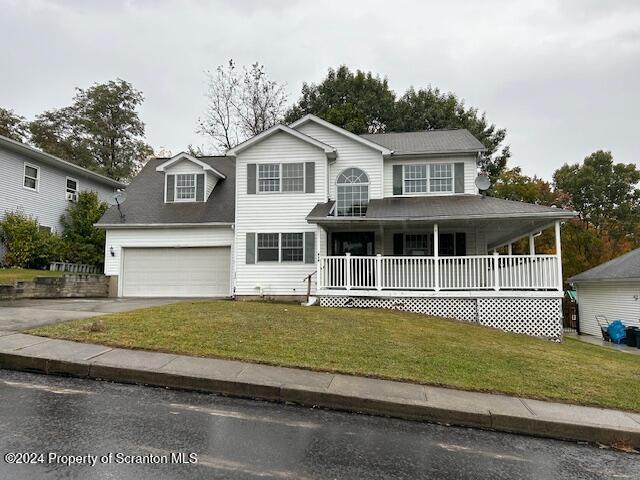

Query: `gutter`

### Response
(307, 211, 577, 223)
(95, 222, 235, 229)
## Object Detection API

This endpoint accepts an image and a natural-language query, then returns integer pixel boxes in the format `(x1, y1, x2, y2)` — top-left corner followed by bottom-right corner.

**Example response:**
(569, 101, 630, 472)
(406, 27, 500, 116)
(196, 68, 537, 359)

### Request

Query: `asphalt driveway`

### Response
(0, 298, 185, 332)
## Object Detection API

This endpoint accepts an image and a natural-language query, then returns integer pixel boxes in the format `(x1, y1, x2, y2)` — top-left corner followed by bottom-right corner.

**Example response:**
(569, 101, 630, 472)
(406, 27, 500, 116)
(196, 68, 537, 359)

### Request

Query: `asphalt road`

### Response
(0, 370, 636, 480)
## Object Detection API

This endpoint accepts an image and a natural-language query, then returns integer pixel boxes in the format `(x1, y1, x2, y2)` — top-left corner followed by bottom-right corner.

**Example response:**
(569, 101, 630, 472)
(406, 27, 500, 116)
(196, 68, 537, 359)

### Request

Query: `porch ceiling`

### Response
(307, 196, 576, 249)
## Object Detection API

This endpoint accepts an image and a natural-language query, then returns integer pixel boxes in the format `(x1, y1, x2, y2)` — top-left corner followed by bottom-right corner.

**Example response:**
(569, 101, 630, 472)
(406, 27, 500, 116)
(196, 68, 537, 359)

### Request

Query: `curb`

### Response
(1, 349, 639, 449)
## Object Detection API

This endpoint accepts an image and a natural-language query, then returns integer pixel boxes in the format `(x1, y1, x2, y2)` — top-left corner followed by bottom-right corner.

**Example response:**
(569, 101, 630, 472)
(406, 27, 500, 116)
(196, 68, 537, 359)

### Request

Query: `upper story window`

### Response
(336, 168, 369, 217)
(175, 174, 196, 201)
(23, 163, 39, 191)
(257, 163, 304, 193)
(402, 163, 453, 194)
(66, 177, 78, 201)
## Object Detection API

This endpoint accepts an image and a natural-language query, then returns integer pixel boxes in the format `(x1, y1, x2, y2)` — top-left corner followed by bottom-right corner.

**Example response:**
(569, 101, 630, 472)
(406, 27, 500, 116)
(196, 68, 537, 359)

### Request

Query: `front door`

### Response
(331, 232, 375, 256)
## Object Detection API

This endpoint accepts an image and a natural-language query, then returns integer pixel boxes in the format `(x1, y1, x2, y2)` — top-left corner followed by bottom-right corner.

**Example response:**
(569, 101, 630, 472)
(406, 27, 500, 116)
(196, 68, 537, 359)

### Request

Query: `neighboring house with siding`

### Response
(98, 114, 577, 339)
(0, 134, 124, 263)
(569, 248, 640, 337)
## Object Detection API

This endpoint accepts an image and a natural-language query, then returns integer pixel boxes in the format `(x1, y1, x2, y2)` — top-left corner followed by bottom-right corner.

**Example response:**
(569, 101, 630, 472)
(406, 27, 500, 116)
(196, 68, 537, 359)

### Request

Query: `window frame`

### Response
(257, 162, 306, 194)
(335, 168, 370, 217)
(23, 162, 40, 192)
(401, 162, 455, 195)
(255, 232, 305, 263)
(65, 176, 79, 200)
(174, 173, 197, 202)
(400, 231, 465, 256)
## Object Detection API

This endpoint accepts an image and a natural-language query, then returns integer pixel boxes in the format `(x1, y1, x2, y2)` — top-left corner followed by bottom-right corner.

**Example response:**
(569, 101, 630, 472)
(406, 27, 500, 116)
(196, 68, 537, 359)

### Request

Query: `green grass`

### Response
(29, 300, 640, 411)
(0, 268, 65, 285)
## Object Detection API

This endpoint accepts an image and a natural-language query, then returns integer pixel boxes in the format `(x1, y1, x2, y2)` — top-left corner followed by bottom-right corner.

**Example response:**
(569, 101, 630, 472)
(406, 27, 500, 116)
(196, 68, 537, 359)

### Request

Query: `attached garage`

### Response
(569, 248, 640, 337)
(121, 247, 231, 297)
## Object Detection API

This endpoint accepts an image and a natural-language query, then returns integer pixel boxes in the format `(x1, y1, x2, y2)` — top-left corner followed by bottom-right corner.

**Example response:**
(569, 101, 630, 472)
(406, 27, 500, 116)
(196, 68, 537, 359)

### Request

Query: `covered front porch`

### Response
(307, 195, 576, 296)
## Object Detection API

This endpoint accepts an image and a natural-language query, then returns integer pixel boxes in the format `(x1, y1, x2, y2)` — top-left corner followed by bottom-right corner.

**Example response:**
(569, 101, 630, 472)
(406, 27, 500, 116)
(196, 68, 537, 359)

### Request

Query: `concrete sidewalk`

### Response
(0, 331, 638, 449)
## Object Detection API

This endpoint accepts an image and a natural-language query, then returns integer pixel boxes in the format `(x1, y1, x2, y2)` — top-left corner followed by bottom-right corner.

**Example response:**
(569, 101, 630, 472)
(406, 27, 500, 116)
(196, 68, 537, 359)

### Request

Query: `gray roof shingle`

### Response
(360, 129, 486, 155)
(97, 156, 235, 226)
(307, 196, 576, 222)
(569, 248, 640, 283)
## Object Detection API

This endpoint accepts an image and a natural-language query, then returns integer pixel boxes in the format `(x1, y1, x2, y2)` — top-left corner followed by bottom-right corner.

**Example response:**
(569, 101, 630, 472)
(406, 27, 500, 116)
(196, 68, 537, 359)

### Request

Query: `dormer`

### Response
(156, 152, 226, 203)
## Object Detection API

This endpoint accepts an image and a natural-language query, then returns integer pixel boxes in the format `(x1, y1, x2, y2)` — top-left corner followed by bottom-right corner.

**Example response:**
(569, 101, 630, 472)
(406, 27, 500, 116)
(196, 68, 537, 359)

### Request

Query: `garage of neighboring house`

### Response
(569, 247, 640, 337)
(120, 247, 231, 297)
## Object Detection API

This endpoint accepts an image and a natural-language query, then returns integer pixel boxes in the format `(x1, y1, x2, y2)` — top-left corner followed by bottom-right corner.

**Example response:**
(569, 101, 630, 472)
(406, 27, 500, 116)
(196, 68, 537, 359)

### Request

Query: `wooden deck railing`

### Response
(317, 254, 561, 292)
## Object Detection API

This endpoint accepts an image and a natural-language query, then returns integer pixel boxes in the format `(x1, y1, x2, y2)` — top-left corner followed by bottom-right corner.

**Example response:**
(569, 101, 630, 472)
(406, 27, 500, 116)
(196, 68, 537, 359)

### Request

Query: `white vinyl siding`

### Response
(384, 154, 479, 197)
(0, 146, 115, 232)
(121, 247, 230, 297)
(295, 121, 383, 200)
(235, 131, 326, 296)
(575, 282, 640, 337)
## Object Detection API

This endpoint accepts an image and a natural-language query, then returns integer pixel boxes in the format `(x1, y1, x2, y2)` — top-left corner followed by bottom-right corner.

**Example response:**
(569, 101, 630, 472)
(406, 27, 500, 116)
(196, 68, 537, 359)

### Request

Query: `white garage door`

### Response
(121, 247, 231, 297)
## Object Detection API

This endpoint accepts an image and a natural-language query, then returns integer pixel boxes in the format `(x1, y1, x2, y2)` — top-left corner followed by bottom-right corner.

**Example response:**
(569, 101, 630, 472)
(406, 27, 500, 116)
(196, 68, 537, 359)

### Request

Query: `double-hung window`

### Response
(258, 163, 304, 193)
(430, 163, 453, 192)
(281, 233, 304, 261)
(175, 174, 196, 201)
(66, 177, 78, 199)
(258, 164, 280, 192)
(282, 163, 304, 192)
(403, 163, 453, 194)
(256, 233, 304, 262)
(405, 234, 430, 256)
(23, 163, 39, 191)
(403, 165, 428, 193)
(257, 233, 280, 261)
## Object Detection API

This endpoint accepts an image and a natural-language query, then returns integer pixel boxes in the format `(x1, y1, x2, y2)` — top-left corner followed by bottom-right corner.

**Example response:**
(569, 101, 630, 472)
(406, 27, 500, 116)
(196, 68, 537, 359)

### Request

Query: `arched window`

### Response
(336, 168, 369, 216)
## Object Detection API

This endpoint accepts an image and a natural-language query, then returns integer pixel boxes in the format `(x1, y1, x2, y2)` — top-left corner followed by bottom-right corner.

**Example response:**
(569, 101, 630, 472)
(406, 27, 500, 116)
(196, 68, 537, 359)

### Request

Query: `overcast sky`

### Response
(2, 0, 639, 180)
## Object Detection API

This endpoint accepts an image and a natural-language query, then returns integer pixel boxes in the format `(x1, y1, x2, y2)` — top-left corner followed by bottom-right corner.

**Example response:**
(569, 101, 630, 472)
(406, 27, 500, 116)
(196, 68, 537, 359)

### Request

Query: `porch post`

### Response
(555, 220, 563, 291)
(433, 223, 440, 291)
(529, 234, 535, 255)
(375, 254, 382, 291)
(345, 252, 351, 291)
(507, 243, 513, 255)
(493, 251, 500, 291)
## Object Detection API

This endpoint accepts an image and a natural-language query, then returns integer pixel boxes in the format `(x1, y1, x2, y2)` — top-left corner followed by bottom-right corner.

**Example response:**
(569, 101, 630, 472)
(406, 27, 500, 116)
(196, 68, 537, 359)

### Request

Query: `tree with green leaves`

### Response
(393, 87, 510, 182)
(285, 66, 396, 134)
(0, 107, 29, 142)
(59, 191, 109, 266)
(285, 66, 510, 180)
(29, 79, 153, 181)
(553, 150, 640, 235)
(493, 167, 559, 205)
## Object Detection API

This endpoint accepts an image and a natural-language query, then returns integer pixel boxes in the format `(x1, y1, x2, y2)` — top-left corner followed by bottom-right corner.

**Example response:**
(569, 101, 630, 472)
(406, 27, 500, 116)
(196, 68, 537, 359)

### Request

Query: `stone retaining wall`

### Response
(0, 275, 110, 300)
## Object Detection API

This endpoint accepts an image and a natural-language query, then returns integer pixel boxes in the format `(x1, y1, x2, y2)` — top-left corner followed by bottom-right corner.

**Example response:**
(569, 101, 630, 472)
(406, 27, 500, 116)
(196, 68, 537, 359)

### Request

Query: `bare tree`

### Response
(199, 60, 287, 152)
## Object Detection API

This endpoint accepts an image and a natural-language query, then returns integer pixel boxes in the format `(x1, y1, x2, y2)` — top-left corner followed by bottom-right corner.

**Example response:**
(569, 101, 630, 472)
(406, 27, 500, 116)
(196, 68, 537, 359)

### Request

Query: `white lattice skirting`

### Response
(319, 296, 563, 340)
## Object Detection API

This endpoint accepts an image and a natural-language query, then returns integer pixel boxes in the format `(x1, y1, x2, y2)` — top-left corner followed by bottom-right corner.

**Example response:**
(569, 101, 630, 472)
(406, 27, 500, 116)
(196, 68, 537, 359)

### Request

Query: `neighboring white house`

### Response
(0, 134, 124, 263)
(98, 114, 577, 339)
(569, 248, 640, 337)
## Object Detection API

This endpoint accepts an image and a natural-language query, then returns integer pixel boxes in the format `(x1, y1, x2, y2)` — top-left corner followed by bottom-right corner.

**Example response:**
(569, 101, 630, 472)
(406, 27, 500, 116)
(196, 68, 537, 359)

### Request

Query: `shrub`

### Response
(59, 191, 108, 267)
(0, 212, 65, 269)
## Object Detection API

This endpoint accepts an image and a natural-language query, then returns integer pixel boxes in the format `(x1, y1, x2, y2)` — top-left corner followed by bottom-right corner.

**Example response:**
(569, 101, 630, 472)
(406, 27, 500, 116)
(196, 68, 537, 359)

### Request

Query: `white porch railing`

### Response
(318, 254, 561, 292)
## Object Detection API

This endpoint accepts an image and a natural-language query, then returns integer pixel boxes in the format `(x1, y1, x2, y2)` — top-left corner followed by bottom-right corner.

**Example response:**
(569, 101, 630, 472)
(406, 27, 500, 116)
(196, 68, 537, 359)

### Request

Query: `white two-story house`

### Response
(98, 114, 576, 339)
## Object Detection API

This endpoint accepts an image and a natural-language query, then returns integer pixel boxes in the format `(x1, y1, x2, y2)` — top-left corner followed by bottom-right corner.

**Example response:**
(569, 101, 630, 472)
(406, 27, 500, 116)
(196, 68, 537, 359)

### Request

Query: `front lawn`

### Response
(0, 268, 65, 285)
(29, 300, 640, 411)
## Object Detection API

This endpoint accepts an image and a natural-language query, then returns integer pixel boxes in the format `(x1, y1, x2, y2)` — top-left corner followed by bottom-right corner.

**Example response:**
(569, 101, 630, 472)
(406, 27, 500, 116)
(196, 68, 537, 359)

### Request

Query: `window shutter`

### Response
(455, 232, 466, 256)
(393, 233, 404, 255)
(304, 231, 315, 263)
(246, 233, 256, 264)
(196, 174, 205, 201)
(247, 164, 256, 194)
(393, 165, 403, 195)
(454, 163, 465, 193)
(305, 162, 315, 193)
(166, 175, 175, 202)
